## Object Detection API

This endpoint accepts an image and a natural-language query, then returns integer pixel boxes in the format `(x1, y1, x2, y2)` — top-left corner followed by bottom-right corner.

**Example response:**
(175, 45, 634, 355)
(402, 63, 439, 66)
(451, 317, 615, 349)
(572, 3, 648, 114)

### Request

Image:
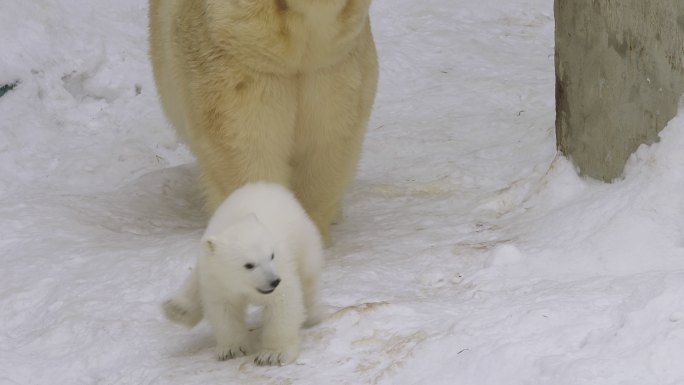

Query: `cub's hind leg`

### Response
(162, 267, 203, 328)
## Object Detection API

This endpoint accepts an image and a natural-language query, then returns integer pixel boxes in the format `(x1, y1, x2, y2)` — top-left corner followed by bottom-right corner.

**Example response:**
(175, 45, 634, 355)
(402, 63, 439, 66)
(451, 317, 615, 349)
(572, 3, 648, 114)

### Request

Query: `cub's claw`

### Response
(216, 345, 249, 361)
(254, 349, 297, 366)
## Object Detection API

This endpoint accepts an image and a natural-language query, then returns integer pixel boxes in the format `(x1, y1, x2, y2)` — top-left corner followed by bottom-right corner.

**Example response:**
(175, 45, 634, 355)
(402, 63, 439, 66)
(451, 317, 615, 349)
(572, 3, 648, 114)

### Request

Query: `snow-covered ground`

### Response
(2, 0, 684, 384)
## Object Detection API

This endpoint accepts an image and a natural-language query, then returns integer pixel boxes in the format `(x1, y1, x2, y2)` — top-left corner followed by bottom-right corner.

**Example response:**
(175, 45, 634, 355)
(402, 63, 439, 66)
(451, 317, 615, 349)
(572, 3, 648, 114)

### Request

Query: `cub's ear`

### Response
(202, 237, 217, 255)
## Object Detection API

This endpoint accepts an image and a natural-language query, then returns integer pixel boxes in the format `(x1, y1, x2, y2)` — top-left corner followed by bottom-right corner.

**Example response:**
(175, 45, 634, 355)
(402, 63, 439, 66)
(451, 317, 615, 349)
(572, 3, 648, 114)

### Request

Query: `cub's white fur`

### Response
(163, 182, 323, 366)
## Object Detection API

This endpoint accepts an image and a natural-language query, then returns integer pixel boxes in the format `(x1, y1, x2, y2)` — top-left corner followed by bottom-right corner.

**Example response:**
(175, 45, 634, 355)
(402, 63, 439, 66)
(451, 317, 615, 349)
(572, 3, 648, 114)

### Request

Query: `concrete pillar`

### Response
(555, 0, 684, 181)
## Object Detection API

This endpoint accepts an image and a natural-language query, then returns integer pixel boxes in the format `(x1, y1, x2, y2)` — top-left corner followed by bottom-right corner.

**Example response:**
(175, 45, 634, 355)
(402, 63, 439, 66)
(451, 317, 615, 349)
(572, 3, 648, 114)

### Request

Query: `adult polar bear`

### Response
(148, 0, 378, 241)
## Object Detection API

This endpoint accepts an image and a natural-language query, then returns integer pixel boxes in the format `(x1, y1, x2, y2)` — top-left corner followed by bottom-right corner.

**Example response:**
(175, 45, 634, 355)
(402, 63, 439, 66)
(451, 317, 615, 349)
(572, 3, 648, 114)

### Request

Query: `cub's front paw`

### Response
(216, 343, 249, 361)
(254, 347, 298, 366)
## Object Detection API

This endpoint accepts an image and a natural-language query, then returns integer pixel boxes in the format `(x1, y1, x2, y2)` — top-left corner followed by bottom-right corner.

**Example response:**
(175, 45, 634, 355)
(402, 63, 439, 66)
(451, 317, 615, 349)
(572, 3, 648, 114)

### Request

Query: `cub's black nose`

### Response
(270, 279, 281, 288)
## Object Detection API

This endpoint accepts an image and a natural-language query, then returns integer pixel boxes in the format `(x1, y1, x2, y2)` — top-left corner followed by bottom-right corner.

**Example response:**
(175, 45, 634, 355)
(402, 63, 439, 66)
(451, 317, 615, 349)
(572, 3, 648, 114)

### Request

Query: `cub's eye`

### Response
(244, 263, 255, 270)
(271, 253, 275, 260)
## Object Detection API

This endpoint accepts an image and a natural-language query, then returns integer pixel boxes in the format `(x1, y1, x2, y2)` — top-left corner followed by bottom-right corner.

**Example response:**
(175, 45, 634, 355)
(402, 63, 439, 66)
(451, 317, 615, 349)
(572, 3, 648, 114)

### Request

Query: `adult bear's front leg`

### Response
(189, 71, 299, 214)
(291, 24, 379, 242)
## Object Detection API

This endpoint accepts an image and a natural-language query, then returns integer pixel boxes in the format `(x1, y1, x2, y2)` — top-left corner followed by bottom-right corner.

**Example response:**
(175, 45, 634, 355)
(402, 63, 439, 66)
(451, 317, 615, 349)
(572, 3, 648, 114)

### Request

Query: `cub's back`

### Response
(207, 183, 321, 247)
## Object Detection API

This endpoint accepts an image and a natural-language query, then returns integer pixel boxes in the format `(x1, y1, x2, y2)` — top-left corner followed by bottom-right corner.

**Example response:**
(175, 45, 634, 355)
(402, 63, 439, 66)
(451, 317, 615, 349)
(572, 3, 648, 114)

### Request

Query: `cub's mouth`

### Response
(257, 288, 275, 295)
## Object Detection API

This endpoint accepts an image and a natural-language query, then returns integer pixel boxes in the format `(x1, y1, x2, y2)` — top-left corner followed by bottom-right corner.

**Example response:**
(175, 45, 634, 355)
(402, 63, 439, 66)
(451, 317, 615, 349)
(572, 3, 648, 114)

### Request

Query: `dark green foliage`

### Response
(0, 81, 19, 98)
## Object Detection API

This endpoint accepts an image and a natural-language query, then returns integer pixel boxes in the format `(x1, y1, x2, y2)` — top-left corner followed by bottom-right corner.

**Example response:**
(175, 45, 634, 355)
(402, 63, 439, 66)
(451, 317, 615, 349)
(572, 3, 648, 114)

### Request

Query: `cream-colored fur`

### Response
(149, 0, 378, 241)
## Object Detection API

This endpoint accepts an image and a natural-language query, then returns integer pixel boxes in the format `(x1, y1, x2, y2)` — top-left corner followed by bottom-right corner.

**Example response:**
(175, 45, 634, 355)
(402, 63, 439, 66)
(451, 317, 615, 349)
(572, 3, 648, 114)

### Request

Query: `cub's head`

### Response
(202, 214, 281, 296)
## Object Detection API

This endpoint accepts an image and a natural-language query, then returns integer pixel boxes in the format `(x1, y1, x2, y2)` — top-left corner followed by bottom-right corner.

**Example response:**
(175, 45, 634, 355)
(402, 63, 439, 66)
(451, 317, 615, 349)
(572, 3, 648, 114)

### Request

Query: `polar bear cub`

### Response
(163, 182, 323, 366)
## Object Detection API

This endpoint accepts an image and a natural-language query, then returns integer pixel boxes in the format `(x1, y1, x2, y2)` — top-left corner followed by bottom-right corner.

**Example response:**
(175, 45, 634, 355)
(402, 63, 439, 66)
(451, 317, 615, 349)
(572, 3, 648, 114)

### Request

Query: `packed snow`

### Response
(2, 0, 683, 384)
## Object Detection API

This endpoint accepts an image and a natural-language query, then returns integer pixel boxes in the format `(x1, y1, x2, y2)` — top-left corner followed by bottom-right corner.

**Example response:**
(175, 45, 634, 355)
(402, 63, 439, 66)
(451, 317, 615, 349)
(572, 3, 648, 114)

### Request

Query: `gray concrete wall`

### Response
(555, 0, 684, 181)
